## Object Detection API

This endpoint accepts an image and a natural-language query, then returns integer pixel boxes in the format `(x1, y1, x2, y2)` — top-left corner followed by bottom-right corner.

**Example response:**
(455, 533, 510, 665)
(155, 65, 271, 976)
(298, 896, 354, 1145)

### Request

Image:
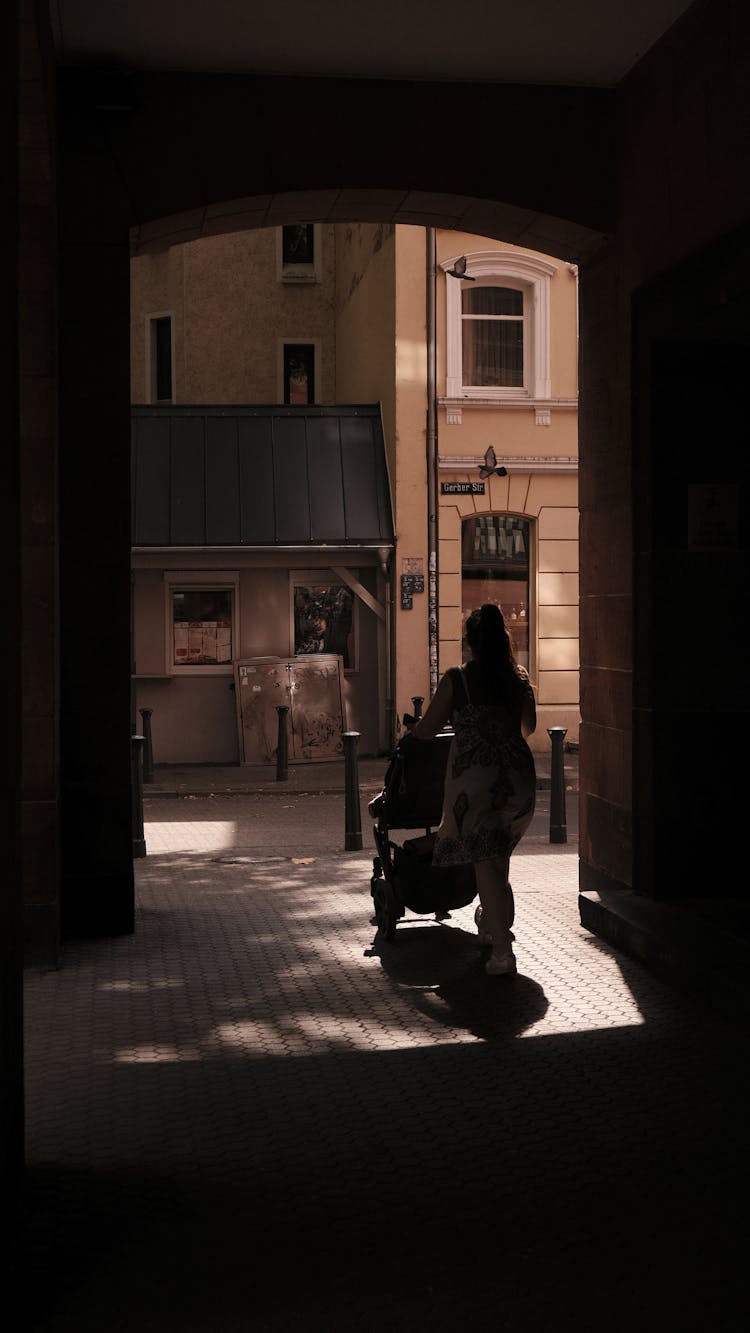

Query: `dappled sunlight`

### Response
(395, 335, 426, 385)
(144, 820, 239, 852)
(100, 979, 182, 992)
(115, 1043, 201, 1063)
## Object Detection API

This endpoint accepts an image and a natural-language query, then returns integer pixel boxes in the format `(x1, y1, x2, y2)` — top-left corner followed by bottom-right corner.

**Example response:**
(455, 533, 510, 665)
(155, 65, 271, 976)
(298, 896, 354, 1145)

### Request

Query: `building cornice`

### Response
(438, 454, 578, 474)
(439, 395, 578, 426)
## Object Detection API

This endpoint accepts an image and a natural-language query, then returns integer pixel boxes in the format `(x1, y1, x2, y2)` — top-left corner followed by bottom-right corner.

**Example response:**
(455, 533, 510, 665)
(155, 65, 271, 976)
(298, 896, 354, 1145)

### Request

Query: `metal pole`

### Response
(139, 707, 154, 783)
(131, 735, 146, 858)
(343, 731, 363, 851)
(547, 726, 568, 844)
(276, 706, 289, 781)
(426, 227, 439, 697)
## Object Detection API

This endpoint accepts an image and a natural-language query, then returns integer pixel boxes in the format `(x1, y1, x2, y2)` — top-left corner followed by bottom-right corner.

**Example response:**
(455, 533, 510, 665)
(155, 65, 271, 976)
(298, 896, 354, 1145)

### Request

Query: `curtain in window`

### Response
(462, 286, 523, 387)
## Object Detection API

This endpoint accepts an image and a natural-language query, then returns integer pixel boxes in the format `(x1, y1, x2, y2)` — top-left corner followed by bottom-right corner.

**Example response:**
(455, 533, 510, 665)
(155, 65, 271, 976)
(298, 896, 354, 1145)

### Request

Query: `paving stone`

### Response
(20, 788, 747, 1333)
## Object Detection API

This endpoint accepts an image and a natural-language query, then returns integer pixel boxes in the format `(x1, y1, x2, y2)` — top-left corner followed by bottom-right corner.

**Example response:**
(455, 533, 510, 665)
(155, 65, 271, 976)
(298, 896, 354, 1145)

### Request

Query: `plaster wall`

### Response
(333, 222, 397, 477)
(392, 226, 431, 721)
(131, 225, 338, 404)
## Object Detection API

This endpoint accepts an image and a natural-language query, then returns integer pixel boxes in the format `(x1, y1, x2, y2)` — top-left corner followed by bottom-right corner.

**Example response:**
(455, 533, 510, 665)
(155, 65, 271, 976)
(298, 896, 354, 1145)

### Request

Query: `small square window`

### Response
(171, 589, 233, 667)
(282, 224, 314, 266)
(279, 224, 319, 283)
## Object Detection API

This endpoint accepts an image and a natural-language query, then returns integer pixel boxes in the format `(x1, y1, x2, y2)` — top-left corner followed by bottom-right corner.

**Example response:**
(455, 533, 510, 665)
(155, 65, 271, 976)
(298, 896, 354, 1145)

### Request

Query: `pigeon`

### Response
(446, 255, 476, 281)
(478, 446, 507, 478)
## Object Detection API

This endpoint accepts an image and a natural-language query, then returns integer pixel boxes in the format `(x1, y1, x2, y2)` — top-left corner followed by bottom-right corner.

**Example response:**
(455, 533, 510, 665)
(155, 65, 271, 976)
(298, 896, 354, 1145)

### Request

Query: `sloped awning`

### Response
(131, 405, 394, 550)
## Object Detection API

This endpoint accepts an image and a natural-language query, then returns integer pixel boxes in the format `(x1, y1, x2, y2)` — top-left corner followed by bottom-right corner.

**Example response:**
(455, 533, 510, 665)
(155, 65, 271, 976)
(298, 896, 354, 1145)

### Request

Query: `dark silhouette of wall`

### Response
(4, 0, 748, 1186)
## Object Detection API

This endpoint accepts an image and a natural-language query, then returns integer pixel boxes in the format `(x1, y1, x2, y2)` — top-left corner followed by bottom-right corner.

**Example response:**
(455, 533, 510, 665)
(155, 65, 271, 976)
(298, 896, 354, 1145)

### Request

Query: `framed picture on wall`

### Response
(290, 574, 357, 671)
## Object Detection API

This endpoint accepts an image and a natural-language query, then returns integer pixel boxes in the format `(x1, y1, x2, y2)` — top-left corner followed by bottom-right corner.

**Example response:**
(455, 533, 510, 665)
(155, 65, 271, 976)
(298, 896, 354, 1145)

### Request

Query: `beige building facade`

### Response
(130, 222, 579, 762)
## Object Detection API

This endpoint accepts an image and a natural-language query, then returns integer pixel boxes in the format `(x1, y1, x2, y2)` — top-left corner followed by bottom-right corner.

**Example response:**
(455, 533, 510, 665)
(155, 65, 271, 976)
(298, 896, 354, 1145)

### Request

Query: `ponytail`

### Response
(465, 603, 524, 691)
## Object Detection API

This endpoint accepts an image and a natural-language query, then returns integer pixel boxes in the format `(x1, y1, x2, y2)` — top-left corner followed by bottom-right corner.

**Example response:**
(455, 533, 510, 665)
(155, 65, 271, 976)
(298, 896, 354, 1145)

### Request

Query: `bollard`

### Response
(343, 731, 363, 851)
(139, 707, 154, 783)
(547, 726, 568, 844)
(275, 706, 289, 781)
(411, 695, 424, 722)
(131, 735, 147, 858)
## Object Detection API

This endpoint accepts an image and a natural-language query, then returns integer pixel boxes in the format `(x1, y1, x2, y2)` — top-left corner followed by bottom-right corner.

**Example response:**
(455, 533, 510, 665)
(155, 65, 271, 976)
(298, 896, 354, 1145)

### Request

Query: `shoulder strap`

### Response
(454, 665, 471, 708)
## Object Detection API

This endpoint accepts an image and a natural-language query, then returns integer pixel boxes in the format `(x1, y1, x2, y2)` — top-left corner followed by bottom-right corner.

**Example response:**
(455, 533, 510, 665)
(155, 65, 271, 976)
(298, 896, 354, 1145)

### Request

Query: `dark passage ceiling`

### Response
(50, 0, 696, 88)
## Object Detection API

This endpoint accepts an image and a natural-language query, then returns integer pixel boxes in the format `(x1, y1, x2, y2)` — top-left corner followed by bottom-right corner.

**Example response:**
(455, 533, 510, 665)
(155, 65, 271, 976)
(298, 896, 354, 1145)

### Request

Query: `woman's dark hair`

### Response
(465, 604, 524, 690)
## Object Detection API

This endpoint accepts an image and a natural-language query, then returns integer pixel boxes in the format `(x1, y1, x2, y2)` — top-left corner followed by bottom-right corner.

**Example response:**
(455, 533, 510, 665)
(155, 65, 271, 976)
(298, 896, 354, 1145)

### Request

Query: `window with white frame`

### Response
(441, 251, 556, 400)
(165, 572, 238, 674)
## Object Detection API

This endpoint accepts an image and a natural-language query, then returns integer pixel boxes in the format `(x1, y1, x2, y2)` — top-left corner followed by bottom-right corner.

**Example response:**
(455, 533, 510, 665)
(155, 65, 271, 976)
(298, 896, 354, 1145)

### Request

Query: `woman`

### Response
(398, 603, 536, 975)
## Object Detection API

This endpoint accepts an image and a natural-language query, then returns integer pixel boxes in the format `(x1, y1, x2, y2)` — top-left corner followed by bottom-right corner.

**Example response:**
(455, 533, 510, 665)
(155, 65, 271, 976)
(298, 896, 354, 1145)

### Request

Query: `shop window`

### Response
(292, 579, 356, 670)
(283, 343, 316, 404)
(461, 515, 531, 670)
(149, 314, 173, 403)
(166, 575, 238, 673)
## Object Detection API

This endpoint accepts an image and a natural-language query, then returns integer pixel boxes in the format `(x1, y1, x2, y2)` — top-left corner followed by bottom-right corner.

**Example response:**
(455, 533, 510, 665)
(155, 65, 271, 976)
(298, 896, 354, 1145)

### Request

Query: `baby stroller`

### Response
(369, 730, 477, 941)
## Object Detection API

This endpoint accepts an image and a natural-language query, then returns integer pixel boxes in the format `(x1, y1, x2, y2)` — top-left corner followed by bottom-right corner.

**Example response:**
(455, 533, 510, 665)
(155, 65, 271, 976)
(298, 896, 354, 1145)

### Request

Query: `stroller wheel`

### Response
(372, 877, 398, 942)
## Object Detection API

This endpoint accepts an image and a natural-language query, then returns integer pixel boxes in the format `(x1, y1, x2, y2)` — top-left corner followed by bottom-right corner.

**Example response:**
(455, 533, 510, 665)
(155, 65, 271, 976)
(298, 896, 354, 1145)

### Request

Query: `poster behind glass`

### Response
(294, 584, 354, 669)
(173, 589, 232, 666)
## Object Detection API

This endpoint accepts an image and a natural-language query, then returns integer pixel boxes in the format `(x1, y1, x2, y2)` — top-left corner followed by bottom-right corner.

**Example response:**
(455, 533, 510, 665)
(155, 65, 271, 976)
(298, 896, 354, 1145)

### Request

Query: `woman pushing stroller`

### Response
(398, 604, 537, 975)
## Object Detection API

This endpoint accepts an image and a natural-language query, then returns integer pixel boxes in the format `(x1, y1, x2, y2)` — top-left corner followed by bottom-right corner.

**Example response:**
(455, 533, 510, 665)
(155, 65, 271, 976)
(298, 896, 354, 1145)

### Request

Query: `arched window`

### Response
(442, 250, 556, 401)
(461, 514, 531, 669)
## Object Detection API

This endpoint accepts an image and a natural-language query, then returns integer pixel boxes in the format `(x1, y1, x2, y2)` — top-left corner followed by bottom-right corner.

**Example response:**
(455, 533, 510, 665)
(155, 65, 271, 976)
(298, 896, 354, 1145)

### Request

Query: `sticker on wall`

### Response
(400, 573, 424, 609)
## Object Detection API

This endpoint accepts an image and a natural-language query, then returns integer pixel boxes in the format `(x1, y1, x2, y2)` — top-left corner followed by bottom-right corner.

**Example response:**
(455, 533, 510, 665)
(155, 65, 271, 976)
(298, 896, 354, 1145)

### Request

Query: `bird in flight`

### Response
(478, 446, 507, 478)
(446, 255, 475, 281)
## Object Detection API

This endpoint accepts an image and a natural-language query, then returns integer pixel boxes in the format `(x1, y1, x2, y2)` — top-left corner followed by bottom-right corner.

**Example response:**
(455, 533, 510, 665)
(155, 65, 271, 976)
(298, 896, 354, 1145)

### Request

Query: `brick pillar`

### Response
(57, 74, 134, 936)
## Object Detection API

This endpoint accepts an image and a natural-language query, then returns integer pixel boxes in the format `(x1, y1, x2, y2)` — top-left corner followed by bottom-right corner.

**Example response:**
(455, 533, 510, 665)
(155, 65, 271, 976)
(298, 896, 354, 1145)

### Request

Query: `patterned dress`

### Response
(432, 665, 536, 867)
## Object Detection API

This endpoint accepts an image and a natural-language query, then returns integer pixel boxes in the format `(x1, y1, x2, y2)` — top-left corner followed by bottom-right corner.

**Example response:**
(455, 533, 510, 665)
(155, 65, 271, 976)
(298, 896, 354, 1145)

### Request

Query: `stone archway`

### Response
(49, 63, 615, 947)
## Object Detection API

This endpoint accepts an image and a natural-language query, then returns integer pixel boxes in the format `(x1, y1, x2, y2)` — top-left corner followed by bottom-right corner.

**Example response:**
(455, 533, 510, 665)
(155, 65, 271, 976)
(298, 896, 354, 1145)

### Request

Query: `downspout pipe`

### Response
(426, 228, 439, 697)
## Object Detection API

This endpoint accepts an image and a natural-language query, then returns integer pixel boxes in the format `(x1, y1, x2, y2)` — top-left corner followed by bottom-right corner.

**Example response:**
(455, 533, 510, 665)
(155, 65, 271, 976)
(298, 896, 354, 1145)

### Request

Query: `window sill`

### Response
(167, 667, 234, 677)
(440, 395, 577, 409)
(280, 269, 317, 284)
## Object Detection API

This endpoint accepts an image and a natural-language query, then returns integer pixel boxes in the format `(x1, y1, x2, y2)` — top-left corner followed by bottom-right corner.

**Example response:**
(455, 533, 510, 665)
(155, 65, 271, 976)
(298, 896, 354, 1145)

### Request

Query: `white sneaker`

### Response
(485, 950, 517, 976)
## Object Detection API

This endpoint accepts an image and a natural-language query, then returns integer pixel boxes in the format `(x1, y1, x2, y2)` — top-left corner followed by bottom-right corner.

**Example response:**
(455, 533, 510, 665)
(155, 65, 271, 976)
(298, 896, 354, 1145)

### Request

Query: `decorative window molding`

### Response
(438, 454, 578, 474)
(277, 223, 322, 284)
(441, 250, 557, 404)
(164, 570, 239, 675)
(439, 396, 576, 426)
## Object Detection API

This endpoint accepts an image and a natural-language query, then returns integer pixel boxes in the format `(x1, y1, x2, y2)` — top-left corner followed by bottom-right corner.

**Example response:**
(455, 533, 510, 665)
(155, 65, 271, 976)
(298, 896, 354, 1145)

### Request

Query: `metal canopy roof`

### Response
(131, 405, 394, 550)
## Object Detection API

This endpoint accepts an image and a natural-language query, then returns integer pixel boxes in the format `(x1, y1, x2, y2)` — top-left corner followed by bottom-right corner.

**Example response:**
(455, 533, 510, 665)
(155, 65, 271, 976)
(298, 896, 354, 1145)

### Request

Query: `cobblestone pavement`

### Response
(21, 788, 747, 1333)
